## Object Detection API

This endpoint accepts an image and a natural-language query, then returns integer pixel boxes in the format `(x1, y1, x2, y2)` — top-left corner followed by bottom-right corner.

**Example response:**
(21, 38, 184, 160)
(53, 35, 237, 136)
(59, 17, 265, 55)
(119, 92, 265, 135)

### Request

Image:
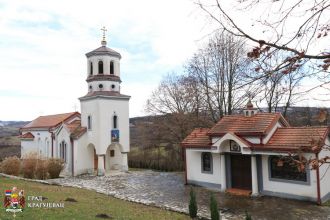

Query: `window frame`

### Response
(87, 115, 92, 130)
(110, 61, 114, 75)
(201, 152, 213, 174)
(98, 60, 104, 74)
(268, 156, 310, 185)
(60, 141, 67, 163)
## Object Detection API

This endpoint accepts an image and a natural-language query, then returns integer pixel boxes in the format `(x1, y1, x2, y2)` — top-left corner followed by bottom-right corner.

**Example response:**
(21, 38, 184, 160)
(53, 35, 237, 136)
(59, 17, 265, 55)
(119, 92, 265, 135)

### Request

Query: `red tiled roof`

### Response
(208, 113, 289, 136)
(65, 120, 87, 139)
(22, 112, 80, 129)
(181, 128, 212, 148)
(19, 132, 34, 139)
(255, 127, 329, 152)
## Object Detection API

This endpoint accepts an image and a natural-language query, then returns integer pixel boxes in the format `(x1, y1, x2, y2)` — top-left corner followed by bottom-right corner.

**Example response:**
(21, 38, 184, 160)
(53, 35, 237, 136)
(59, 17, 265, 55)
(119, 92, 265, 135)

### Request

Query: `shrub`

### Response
(245, 210, 252, 220)
(0, 156, 20, 176)
(35, 159, 48, 180)
(47, 158, 64, 179)
(22, 153, 38, 178)
(210, 194, 220, 220)
(189, 187, 197, 218)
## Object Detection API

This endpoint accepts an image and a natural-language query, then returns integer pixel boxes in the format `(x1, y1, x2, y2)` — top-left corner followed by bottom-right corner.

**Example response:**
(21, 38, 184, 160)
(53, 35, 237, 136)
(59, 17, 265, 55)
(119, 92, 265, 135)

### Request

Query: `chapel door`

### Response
(230, 154, 252, 190)
(94, 149, 98, 171)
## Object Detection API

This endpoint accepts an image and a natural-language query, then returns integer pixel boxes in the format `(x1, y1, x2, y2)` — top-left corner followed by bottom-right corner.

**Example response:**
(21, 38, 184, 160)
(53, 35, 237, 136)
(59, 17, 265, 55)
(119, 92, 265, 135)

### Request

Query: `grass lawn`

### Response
(0, 177, 189, 220)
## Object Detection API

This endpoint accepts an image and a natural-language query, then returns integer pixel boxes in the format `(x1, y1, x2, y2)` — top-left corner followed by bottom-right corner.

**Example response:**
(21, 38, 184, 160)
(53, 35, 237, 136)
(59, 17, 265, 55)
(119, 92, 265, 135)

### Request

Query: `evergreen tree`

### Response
(210, 194, 220, 220)
(189, 187, 197, 218)
(245, 210, 252, 220)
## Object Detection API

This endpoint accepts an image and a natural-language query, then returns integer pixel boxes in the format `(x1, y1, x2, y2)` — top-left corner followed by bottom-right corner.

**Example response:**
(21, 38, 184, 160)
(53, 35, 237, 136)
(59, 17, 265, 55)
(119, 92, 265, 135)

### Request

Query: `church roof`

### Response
(208, 112, 289, 136)
(253, 126, 329, 152)
(181, 128, 212, 148)
(19, 132, 34, 140)
(85, 46, 121, 59)
(22, 112, 80, 130)
(65, 120, 87, 139)
(79, 91, 131, 100)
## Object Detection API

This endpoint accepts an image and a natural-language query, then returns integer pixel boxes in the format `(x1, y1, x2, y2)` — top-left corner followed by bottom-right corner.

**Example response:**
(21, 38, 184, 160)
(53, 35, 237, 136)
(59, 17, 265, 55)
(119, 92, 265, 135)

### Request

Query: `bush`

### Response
(189, 187, 197, 218)
(0, 156, 20, 176)
(210, 194, 220, 220)
(47, 158, 64, 179)
(245, 210, 252, 220)
(22, 153, 38, 178)
(35, 160, 48, 180)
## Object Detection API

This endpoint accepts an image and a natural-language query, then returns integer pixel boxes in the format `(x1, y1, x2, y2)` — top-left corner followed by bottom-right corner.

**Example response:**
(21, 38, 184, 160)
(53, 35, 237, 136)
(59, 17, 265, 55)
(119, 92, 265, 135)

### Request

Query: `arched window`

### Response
(201, 152, 212, 173)
(98, 61, 103, 74)
(110, 61, 114, 75)
(60, 141, 67, 162)
(88, 115, 92, 130)
(90, 62, 93, 75)
(113, 115, 118, 129)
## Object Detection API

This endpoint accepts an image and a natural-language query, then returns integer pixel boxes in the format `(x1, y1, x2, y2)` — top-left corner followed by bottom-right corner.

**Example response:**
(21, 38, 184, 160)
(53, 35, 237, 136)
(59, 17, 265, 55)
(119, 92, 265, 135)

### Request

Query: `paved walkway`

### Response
(47, 171, 330, 220)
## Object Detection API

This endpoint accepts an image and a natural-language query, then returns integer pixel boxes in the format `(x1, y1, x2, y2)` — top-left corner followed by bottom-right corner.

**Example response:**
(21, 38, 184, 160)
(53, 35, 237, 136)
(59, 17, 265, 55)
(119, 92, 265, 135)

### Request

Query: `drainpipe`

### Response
(48, 128, 54, 157)
(70, 137, 74, 177)
(183, 146, 187, 185)
(315, 152, 321, 205)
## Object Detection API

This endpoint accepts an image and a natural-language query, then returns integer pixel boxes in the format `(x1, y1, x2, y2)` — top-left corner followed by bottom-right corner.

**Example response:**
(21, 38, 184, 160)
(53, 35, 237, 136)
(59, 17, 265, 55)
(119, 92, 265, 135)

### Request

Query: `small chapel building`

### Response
(182, 101, 330, 204)
(20, 33, 130, 176)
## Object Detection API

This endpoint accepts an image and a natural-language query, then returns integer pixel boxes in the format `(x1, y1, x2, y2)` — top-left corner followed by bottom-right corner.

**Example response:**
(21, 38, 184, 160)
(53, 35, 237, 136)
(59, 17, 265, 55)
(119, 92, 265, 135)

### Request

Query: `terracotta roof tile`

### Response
(65, 120, 87, 139)
(181, 128, 211, 147)
(22, 112, 80, 129)
(19, 132, 34, 139)
(208, 113, 289, 136)
(259, 127, 329, 151)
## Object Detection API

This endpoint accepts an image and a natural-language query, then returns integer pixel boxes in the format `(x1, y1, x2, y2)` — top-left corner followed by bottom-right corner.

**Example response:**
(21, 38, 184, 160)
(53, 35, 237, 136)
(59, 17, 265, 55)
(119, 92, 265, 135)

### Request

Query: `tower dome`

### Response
(84, 27, 123, 95)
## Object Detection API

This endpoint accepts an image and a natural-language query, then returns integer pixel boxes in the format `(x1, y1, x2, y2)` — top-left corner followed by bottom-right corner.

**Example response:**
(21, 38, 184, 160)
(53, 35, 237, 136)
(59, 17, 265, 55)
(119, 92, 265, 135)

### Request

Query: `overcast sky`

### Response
(0, 0, 329, 121)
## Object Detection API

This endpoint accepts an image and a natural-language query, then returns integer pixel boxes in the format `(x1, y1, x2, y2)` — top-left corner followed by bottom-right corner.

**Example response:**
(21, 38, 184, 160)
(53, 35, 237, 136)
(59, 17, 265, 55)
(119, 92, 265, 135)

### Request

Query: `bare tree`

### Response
(196, 0, 330, 74)
(186, 32, 253, 122)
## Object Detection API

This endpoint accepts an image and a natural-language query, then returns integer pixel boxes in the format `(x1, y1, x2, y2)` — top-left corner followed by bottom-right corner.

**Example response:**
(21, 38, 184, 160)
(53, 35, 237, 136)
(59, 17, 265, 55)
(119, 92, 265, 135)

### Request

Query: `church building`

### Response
(20, 30, 130, 176)
(182, 101, 330, 204)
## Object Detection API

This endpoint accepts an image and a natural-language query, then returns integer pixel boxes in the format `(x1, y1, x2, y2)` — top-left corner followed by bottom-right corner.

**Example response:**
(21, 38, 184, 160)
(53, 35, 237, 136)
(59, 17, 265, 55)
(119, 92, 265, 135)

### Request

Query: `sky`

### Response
(0, 0, 329, 121)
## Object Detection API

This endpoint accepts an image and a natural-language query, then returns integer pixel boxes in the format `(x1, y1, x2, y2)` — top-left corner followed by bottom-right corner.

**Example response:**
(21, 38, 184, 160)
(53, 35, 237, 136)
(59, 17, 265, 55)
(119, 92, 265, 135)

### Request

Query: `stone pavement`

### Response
(47, 170, 330, 220)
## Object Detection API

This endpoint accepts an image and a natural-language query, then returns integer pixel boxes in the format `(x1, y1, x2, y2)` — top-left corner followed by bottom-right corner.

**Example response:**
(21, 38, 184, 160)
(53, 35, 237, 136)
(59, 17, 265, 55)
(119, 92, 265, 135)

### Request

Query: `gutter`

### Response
(70, 137, 74, 176)
(316, 152, 321, 205)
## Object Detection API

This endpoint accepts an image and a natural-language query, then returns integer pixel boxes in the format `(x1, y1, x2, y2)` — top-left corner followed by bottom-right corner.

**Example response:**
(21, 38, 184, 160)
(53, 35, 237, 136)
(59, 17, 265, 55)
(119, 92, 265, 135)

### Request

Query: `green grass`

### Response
(0, 177, 189, 220)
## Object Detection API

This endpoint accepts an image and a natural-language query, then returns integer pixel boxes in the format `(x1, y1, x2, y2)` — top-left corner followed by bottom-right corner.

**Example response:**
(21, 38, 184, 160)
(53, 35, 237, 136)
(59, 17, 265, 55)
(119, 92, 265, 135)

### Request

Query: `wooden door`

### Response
(94, 149, 98, 171)
(230, 155, 252, 190)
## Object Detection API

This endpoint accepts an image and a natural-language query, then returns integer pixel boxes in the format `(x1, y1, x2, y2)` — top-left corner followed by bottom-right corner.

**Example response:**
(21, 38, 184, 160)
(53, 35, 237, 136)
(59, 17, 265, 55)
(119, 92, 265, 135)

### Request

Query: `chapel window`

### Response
(90, 62, 93, 75)
(60, 141, 67, 162)
(201, 152, 212, 173)
(270, 156, 307, 182)
(113, 115, 118, 129)
(98, 61, 103, 74)
(110, 61, 114, 75)
(88, 115, 92, 130)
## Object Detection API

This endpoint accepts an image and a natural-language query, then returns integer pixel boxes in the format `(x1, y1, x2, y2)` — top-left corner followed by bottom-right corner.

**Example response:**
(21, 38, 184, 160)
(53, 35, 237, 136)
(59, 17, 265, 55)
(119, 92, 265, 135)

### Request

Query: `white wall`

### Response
(80, 97, 130, 155)
(74, 134, 94, 176)
(261, 154, 318, 200)
(87, 55, 120, 77)
(186, 149, 221, 187)
(263, 122, 283, 144)
(55, 126, 72, 174)
(319, 138, 330, 200)
(21, 130, 51, 158)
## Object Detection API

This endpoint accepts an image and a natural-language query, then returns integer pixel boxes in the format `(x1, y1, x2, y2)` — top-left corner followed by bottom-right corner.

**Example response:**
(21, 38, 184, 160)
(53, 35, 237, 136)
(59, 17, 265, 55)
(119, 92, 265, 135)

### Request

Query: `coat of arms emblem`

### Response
(3, 187, 25, 217)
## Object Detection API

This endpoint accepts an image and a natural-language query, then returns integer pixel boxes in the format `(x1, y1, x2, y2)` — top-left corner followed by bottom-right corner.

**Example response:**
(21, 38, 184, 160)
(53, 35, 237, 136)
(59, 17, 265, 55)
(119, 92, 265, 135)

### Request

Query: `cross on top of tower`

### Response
(101, 26, 107, 46)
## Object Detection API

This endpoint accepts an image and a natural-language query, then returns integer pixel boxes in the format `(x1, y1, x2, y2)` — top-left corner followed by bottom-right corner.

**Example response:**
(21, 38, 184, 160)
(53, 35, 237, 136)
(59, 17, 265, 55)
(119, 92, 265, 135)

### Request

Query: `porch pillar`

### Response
(121, 152, 128, 171)
(97, 155, 105, 176)
(220, 153, 226, 191)
(251, 155, 258, 196)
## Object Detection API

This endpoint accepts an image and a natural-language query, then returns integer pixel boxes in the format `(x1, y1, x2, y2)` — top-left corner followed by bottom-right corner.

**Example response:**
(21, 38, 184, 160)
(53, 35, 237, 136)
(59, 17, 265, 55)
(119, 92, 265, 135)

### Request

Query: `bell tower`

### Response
(79, 27, 130, 175)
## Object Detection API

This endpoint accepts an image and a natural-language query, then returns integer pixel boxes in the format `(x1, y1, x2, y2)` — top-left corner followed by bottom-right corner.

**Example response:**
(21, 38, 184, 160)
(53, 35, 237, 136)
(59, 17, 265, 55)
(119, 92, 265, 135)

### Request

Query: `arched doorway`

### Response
(106, 143, 123, 171)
